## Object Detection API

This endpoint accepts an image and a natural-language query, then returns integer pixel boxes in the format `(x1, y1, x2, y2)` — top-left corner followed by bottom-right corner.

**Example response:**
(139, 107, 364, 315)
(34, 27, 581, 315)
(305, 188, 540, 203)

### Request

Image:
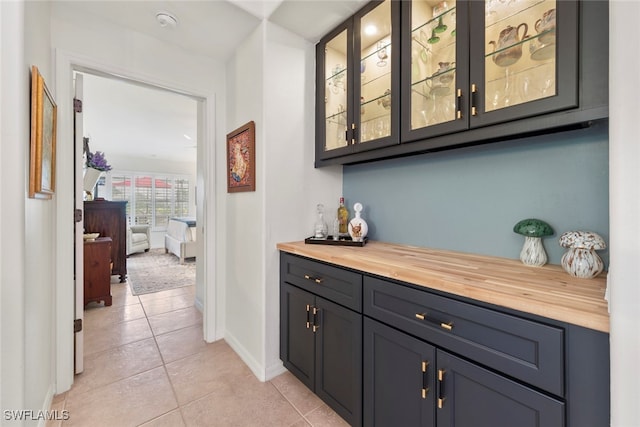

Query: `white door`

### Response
(74, 73, 84, 374)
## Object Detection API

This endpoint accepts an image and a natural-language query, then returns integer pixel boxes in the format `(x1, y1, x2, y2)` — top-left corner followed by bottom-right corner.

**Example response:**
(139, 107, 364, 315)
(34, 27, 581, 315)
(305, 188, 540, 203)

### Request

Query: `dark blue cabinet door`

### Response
(436, 351, 564, 427)
(315, 296, 363, 427)
(364, 317, 436, 427)
(280, 283, 315, 390)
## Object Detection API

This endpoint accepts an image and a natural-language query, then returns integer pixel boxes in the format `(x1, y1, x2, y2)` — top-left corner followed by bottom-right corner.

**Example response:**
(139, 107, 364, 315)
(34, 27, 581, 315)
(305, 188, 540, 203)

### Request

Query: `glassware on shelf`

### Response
(535, 8, 556, 44)
(426, 62, 455, 97)
(376, 40, 388, 67)
(434, 16, 448, 33)
(427, 29, 440, 44)
(529, 38, 555, 61)
(329, 64, 346, 94)
(449, 10, 457, 36)
(377, 89, 392, 110)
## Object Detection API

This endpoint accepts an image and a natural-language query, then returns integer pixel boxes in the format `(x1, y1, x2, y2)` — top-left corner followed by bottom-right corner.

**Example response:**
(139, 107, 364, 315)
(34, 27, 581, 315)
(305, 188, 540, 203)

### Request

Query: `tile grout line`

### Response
(270, 381, 314, 427)
(138, 286, 186, 426)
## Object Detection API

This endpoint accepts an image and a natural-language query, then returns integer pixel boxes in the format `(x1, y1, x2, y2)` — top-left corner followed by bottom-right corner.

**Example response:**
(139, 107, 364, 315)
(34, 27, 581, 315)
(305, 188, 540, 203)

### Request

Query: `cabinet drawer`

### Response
(364, 276, 564, 396)
(281, 253, 362, 312)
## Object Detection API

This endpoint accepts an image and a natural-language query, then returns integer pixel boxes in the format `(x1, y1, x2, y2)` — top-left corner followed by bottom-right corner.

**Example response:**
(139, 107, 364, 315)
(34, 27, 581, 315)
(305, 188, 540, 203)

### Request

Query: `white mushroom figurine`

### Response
(513, 219, 554, 266)
(559, 231, 606, 279)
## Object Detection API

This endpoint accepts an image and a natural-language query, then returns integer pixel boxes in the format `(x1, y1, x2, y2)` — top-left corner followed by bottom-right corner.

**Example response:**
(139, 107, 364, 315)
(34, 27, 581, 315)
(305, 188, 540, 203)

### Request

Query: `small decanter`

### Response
(348, 202, 368, 242)
(313, 204, 328, 239)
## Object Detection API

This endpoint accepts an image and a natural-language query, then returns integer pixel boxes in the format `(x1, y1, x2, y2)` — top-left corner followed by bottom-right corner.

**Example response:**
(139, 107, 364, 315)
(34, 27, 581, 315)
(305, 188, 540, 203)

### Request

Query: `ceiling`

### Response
(62, 0, 368, 164)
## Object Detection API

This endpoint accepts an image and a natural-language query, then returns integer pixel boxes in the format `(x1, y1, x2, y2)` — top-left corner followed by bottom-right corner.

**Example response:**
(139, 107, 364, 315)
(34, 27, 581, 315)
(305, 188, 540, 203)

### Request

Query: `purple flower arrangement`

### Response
(86, 151, 112, 171)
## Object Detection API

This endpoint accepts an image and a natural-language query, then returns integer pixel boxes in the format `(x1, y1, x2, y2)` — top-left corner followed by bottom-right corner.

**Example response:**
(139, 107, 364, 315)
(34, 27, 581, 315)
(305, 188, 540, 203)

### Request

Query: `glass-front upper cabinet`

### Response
(401, 0, 578, 143)
(470, 0, 578, 127)
(316, 0, 400, 161)
(323, 28, 350, 153)
(401, 0, 469, 142)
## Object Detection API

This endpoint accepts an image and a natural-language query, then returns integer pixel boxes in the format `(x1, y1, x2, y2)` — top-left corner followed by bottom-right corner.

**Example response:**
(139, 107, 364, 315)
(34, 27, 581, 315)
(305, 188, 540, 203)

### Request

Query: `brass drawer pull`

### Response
(440, 322, 453, 331)
(415, 313, 426, 320)
(303, 274, 323, 284)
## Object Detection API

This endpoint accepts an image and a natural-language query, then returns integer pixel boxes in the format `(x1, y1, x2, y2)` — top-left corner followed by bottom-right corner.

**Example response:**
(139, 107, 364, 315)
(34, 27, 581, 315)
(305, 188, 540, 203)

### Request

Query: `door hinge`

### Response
(74, 318, 82, 333)
(75, 209, 83, 223)
(73, 98, 83, 113)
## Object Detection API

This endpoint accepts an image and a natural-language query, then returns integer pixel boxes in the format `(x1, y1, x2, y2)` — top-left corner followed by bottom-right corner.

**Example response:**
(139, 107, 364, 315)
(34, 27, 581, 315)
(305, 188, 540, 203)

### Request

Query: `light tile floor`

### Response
(49, 278, 349, 427)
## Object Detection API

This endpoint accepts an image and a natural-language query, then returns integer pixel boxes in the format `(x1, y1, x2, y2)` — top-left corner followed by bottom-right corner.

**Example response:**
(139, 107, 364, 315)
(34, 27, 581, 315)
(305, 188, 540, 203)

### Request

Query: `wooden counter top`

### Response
(277, 241, 609, 333)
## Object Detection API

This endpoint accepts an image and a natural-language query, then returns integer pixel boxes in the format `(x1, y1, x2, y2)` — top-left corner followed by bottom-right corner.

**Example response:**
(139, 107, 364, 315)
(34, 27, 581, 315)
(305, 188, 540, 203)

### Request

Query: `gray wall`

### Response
(343, 120, 609, 266)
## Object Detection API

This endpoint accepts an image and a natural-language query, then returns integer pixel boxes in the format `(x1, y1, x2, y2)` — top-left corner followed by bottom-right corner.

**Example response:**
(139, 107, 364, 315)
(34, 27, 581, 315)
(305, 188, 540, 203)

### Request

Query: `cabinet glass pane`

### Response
(410, 0, 457, 130)
(485, 0, 556, 112)
(325, 30, 348, 151)
(360, 0, 392, 143)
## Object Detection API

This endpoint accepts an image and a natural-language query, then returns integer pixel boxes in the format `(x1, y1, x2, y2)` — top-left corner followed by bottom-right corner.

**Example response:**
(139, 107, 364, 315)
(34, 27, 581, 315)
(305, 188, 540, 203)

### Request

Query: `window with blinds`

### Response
(107, 172, 191, 229)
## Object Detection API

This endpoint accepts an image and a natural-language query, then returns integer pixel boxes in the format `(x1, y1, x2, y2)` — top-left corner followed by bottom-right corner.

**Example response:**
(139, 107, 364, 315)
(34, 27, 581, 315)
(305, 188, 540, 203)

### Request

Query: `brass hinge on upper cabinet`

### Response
(74, 318, 82, 333)
(75, 209, 83, 223)
(73, 98, 83, 113)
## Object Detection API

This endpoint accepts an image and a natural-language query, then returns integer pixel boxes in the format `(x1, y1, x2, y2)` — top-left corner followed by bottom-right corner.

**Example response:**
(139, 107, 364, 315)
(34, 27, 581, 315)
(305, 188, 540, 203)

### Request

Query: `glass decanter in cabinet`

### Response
(316, 0, 400, 162)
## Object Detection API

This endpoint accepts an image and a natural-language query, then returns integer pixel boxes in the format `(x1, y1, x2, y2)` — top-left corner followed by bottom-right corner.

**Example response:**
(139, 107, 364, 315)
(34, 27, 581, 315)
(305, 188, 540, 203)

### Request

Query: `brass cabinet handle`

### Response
(437, 369, 446, 409)
(440, 322, 453, 331)
(306, 304, 311, 329)
(421, 360, 429, 399)
(471, 83, 478, 116)
(415, 313, 426, 320)
(456, 88, 463, 119)
(312, 307, 320, 332)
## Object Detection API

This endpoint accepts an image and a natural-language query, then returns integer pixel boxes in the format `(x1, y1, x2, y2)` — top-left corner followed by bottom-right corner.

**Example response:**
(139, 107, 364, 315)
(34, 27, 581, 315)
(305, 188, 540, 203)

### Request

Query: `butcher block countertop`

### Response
(277, 240, 609, 333)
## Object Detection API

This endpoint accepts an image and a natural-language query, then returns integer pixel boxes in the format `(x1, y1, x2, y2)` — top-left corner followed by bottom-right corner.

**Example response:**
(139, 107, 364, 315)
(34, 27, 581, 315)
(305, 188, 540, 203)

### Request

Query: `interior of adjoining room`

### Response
(79, 70, 201, 351)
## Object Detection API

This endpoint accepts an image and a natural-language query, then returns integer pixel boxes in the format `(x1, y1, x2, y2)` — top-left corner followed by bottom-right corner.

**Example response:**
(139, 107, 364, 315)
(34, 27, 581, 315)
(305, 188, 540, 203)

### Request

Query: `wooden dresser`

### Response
(84, 200, 127, 282)
(84, 237, 112, 306)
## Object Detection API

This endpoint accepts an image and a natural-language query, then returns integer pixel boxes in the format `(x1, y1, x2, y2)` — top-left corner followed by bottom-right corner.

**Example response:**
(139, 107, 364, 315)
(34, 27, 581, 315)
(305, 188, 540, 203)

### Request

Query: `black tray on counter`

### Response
(304, 236, 368, 247)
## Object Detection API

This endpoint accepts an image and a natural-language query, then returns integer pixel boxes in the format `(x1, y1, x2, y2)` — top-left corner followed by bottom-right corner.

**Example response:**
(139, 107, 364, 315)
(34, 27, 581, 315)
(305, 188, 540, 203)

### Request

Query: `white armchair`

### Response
(127, 224, 150, 256)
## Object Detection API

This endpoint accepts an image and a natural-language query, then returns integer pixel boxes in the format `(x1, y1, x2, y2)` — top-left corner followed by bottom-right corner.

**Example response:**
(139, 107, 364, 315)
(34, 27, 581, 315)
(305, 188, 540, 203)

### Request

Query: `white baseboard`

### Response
(224, 332, 267, 382)
(265, 360, 287, 381)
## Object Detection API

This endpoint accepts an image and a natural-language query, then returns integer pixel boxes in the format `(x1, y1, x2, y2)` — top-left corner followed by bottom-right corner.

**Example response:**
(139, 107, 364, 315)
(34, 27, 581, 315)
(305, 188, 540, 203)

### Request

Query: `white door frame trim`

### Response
(54, 49, 219, 393)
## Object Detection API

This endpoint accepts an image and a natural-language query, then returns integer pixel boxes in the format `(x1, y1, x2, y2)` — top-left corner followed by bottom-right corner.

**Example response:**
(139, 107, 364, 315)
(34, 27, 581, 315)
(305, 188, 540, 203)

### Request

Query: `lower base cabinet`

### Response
(280, 282, 362, 426)
(364, 317, 435, 426)
(364, 318, 564, 427)
(436, 351, 564, 427)
(280, 252, 609, 427)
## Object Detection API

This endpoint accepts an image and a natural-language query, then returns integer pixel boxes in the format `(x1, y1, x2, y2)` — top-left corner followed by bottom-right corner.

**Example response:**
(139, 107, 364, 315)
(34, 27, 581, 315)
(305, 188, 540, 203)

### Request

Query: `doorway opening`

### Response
(76, 69, 204, 368)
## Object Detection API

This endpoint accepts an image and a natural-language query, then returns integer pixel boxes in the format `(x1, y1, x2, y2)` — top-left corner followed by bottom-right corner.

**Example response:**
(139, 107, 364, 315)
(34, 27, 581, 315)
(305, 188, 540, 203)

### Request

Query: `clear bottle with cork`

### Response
(337, 197, 349, 237)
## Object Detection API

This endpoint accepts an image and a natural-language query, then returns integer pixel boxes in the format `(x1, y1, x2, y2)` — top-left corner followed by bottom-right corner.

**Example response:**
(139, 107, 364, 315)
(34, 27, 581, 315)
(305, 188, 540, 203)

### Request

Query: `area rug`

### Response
(127, 249, 195, 295)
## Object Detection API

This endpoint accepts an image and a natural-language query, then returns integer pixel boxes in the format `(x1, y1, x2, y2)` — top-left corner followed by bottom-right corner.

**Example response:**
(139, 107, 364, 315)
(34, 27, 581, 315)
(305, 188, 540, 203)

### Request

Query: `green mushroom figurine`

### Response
(513, 219, 554, 266)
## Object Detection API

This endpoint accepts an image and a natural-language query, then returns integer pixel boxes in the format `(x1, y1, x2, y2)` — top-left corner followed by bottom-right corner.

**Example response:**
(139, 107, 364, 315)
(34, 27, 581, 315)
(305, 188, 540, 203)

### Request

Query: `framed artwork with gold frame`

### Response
(29, 65, 57, 199)
(226, 121, 255, 193)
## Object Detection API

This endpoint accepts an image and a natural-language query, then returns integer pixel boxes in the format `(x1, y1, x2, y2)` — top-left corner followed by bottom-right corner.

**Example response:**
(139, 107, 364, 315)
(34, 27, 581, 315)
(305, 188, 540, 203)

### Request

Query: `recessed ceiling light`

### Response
(364, 24, 377, 36)
(156, 11, 178, 29)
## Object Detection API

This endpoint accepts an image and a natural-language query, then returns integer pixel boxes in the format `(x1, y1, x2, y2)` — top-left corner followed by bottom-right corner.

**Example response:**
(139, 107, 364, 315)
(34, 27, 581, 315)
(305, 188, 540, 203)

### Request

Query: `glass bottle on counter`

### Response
(313, 204, 328, 239)
(337, 197, 350, 237)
